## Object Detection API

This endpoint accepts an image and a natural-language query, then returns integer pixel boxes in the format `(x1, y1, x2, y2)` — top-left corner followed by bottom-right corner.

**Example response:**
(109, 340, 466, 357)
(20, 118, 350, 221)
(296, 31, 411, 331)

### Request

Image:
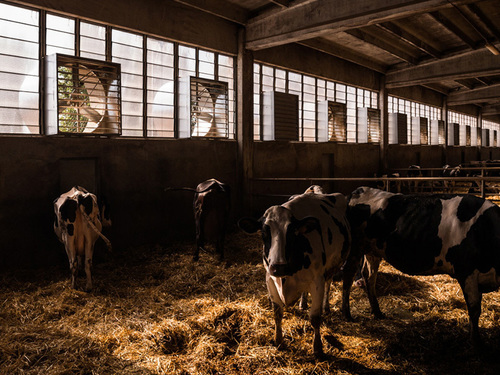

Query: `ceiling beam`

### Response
(346, 28, 418, 64)
(375, 22, 441, 58)
(246, 0, 468, 50)
(429, 11, 478, 49)
(386, 49, 500, 88)
(482, 104, 500, 116)
(298, 38, 386, 73)
(269, 0, 290, 8)
(171, 0, 248, 25)
(447, 83, 500, 106)
(466, 3, 500, 42)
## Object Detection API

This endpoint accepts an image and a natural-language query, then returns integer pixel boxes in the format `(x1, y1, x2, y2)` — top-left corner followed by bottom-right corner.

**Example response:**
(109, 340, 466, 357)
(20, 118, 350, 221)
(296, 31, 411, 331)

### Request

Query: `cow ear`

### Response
(238, 217, 262, 234)
(297, 217, 320, 234)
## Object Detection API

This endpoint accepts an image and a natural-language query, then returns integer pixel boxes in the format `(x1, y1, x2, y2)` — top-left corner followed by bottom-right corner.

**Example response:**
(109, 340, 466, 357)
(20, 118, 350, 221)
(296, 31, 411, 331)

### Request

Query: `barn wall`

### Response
(11, 0, 239, 54)
(0, 136, 238, 269)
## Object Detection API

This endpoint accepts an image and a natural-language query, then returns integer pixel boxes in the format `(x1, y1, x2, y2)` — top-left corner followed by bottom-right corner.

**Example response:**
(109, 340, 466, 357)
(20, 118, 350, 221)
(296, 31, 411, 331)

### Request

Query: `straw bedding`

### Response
(1, 231, 500, 374)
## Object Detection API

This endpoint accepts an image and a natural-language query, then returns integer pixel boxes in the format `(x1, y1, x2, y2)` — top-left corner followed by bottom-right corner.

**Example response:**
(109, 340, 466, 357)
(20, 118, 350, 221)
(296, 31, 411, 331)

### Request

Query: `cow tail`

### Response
(79, 205, 113, 252)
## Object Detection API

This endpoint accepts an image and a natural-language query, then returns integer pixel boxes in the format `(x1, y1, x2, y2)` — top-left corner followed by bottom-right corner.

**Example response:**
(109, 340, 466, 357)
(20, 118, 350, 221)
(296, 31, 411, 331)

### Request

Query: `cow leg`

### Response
(460, 275, 483, 347)
(272, 301, 284, 347)
(266, 274, 284, 347)
(65, 242, 78, 289)
(322, 280, 331, 313)
(69, 257, 78, 289)
(84, 241, 94, 292)
(341, 252, 363, 321)
(364, 254, 384, 319)
(299, 292, 308, 310)
(310, 279, 325, 357)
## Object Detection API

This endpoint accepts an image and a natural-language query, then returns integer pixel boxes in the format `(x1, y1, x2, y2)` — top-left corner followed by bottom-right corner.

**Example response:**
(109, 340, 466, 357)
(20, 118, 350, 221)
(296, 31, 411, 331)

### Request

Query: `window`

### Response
(0, 2, 39, 134)
(46, 14, 74, 56)
(449, 111, 478, 146)
(0, 1, 236, 138)
(388, 96, 442, 145)
(254, 63, 378, 142)
(147, 38, 174, 137)
(80, 22, 105, 60)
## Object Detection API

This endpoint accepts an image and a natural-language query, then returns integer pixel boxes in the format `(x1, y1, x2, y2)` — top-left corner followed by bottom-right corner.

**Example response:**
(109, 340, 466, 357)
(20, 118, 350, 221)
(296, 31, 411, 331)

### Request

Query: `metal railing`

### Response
(251, 172, 500, 200)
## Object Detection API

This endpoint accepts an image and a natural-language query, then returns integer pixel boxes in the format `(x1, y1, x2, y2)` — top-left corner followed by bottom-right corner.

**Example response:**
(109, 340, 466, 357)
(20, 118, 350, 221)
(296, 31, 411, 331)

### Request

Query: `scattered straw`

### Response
(1, 230, 500, 374)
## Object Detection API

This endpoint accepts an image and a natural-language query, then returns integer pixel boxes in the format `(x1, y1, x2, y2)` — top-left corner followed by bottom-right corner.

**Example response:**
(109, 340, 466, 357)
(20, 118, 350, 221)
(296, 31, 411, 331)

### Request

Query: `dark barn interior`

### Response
(2, 0, 500, 373)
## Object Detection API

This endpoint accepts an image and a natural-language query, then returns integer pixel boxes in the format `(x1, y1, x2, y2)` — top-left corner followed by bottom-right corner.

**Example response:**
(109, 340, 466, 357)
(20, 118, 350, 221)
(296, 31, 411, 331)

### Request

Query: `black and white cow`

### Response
(238, 192, 351, 357)
(54, 186, 112, 291)
(343, 186, 500, 345)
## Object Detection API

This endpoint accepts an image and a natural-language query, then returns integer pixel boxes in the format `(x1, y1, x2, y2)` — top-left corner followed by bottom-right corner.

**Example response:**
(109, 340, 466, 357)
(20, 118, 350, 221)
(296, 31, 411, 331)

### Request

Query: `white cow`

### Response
(54, 186, 111, 291)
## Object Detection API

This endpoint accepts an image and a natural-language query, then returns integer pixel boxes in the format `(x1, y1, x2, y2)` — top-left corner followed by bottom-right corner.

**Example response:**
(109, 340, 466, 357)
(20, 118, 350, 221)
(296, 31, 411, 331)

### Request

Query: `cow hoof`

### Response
(374, 312, 386, 320)
(192, 255, 200, 262)
(341, 312, 354, 322)
(313, 349, 325, 360)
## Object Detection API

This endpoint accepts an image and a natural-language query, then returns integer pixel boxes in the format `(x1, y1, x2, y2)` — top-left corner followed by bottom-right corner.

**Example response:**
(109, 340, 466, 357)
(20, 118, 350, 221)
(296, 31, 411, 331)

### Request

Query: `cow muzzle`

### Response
(269, 263, 288, 277)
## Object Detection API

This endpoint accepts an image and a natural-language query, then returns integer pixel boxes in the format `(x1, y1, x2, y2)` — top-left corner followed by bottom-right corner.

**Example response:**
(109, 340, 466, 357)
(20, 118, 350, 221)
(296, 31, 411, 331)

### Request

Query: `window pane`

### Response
(113, 29, 143, 136)
(80, 22, 105, 59)
(46, 14, 74, 55)
(0, 3, 39, 134)
(147, 37, 174, 137)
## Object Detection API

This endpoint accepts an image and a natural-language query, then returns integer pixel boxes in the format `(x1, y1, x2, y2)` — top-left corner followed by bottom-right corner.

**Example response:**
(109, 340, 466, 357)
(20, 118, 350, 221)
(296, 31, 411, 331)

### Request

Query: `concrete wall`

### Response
(2, 135, 499, 270)
(0, 136, 238, 269)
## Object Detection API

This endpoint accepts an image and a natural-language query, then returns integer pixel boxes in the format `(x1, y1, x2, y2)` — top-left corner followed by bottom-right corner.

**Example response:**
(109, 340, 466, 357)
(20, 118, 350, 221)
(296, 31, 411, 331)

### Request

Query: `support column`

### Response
(237, 27, 254, 216)
(478, 109, 483, 160)
(379, 76, 389, 172)
(442, 99, 448, 165)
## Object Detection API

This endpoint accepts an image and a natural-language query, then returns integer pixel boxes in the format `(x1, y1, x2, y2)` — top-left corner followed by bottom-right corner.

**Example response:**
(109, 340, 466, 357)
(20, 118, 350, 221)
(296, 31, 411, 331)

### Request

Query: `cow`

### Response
(238, 192, 351, 357)
(343, 186, 500, 346)
(54, 186, 112, 291)
(442, 164, 465, 193)
(166, 179, 231, 261)
(375, 172, 401, 193)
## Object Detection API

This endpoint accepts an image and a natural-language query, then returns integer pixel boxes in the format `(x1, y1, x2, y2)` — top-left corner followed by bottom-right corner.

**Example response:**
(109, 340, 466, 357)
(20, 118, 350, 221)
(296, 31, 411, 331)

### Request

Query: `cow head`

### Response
(238, 206, 319, 278)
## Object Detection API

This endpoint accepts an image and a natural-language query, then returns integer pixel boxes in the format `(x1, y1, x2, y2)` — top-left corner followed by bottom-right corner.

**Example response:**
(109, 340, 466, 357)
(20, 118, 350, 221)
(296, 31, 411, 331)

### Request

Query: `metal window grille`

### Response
(181, 77, 229, 138)
(45, 54, 121, 135)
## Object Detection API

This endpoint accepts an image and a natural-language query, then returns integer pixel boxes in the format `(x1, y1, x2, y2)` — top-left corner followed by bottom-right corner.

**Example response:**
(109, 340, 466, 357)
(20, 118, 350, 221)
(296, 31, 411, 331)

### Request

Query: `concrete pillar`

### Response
(442, 98, 448, 165)
(237, 27, 254, 216)
(379, 76, 389, 172)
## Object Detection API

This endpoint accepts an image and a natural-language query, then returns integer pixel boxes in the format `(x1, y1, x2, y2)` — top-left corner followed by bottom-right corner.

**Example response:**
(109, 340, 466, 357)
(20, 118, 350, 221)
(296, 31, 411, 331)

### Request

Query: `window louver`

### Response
(388, 113, 408, 144)
(45, 54, 121, 135)
(189, 77, 229, 138)
(327, 102, 347, 142)
(262, 91, 299, 141)
(437, 120, 445, 145)
(412, 117, 428, 145)
(358, 108, 380, 143)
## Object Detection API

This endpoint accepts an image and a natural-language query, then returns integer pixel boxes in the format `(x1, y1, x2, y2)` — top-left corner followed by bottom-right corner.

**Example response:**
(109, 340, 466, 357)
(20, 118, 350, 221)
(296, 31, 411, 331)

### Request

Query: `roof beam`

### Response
(429, 11, 478, 49)
(171, 0, 248, 25)
(482, 104, 500, 116)
(447, 83, 500, 106)
(375, 22, 441, 58)
(299, 38, 386, 73)
(346, 28, 418, 64)
(246, 0, 466, 50)
(269, 0, 290, 8)
(466, 4, 500, 42)
(386, 49, 500, 88)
